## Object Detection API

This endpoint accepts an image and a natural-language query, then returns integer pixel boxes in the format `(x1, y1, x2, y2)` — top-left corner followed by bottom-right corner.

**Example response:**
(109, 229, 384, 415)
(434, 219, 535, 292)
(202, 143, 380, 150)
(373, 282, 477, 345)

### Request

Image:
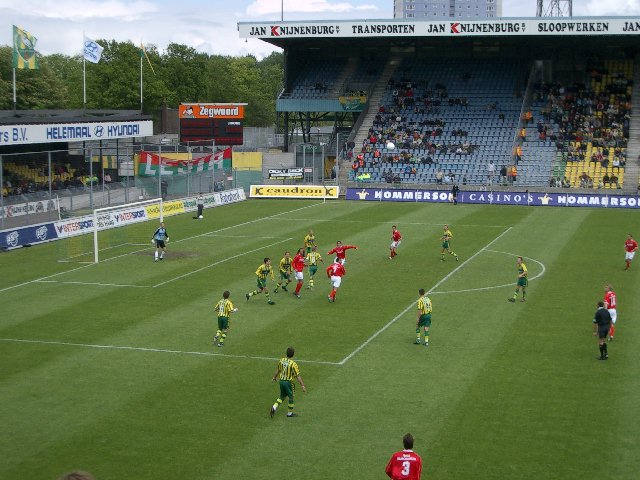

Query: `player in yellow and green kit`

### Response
(213, 290, 238, 347)
(508, 256, 528, 302)
(304, 229, 316, 254)
(305, 245, 324, 290)
(440, 224, 459, 261)
(415, 288, 433, 346)
(273, 252, 292, 293)
(270, 346, 306, 418)
(246, 257, 276, 305)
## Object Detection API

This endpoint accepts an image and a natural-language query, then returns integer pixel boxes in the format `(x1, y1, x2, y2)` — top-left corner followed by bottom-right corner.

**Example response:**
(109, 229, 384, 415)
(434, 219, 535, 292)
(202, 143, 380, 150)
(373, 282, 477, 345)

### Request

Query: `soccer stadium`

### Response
(2, 11, 640, 480)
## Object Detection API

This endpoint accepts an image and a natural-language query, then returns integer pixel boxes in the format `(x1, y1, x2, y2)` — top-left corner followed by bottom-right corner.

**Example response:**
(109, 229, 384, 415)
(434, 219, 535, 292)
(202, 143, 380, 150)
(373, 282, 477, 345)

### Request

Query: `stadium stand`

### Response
(525, 58, 632, 190)
(347, 58, 523, 186)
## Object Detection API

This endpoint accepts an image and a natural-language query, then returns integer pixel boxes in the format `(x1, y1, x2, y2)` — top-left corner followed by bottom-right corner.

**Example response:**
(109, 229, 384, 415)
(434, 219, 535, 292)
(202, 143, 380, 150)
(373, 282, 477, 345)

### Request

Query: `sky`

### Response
(1, 0, 640, 60)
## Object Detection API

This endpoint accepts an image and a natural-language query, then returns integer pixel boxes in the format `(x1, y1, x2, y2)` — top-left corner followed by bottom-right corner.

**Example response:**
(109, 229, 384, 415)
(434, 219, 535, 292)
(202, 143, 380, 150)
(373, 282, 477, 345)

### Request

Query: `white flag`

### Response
(83, 36, 103, 63)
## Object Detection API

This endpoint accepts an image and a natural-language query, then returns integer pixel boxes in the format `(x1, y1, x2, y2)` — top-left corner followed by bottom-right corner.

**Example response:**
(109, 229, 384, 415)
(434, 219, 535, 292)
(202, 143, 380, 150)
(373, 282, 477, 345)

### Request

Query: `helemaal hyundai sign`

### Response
(0, 120, 153, 146)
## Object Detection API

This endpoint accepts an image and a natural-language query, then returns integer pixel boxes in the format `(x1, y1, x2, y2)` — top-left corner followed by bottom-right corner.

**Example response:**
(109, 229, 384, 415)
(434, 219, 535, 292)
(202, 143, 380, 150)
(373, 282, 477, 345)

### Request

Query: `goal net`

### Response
(57, 198, 163, 263)
(92, 197, 164, 263)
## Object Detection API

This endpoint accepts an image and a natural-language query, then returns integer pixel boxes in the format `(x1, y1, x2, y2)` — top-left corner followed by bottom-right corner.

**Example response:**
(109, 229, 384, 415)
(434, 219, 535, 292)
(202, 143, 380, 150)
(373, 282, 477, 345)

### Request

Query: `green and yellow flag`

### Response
(140, 42, 155, 75)
(12, 25, 39, 70)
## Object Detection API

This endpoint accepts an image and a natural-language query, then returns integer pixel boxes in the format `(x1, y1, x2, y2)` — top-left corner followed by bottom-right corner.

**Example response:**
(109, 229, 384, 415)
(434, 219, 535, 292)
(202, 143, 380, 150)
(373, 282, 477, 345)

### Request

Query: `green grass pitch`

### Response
(1, 199, 639, 479)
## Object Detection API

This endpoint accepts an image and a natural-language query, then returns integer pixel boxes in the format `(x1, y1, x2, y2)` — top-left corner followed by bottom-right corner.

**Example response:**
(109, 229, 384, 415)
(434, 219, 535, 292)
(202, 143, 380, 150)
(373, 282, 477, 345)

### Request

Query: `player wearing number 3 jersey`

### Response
(385, 433, 422, 480)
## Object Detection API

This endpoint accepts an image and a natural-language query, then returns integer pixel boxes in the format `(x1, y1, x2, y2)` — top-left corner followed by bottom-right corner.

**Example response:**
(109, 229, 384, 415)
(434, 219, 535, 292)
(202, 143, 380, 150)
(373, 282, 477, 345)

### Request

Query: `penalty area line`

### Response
(152, 237, 294, 288)
(0, 338, 339, 366)
(0, 201, 326, 296)
(337, 227, 513, 365)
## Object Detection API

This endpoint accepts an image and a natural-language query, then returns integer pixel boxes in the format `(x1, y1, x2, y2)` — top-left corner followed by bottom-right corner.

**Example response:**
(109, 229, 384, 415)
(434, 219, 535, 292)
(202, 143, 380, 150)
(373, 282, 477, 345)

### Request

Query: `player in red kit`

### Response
(292, 248, 306, 298)
(389, 225, 402, 259)
(604, 284, 618, 341)
(326, 260, 346, 302)
(328, 240, 358, 265)
(624, 233, 638, 270)
(385, 433, 422, 480)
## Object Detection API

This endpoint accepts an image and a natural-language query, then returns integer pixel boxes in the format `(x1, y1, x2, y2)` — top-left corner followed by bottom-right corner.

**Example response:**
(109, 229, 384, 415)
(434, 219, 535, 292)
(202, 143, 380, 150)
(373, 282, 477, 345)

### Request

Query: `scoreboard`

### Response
(178, 103, 246, 145)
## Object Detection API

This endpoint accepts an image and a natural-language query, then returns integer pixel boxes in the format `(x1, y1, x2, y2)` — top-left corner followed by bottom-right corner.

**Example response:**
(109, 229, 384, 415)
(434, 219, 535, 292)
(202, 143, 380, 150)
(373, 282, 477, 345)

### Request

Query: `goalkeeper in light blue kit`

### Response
(152, 222, 169, 261)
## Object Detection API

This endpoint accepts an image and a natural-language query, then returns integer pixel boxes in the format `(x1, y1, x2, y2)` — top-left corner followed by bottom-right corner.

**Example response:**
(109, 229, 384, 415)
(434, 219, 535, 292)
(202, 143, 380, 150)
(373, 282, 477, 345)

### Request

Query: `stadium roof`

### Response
(239, 17, 640, 48)
(0, 110, 151, 126)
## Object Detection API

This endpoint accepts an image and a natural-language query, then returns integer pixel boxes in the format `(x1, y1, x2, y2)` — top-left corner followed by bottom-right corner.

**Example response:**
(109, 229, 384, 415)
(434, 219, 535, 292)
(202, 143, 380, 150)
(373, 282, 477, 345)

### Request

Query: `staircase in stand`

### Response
(623, 55, 640, 193)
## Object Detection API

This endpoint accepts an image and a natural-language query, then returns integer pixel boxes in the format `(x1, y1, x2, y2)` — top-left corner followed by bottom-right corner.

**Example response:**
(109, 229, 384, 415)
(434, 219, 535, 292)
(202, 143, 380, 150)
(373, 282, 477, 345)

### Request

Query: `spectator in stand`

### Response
(562, 176, 571, 188)
(487, 160, 496, 185)
(509, 165, 518, 184)
(610, 173, 620, 188)
(603, 173, 611, 187)
(499, 165, 508, 185)
(435, 169, 443, 184)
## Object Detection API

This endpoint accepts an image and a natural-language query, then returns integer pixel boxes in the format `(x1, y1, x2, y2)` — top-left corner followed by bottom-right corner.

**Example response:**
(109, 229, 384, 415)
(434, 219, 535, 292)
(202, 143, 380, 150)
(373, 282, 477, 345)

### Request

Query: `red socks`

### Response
(295, 282, 302, 295)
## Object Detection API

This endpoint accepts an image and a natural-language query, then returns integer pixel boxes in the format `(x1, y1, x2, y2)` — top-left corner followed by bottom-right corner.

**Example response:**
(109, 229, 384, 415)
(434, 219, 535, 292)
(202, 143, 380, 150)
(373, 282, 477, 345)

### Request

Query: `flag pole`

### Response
(12, 68, 16, 112)
(140, 40, 143, 112)
(82, 32, 86, 110)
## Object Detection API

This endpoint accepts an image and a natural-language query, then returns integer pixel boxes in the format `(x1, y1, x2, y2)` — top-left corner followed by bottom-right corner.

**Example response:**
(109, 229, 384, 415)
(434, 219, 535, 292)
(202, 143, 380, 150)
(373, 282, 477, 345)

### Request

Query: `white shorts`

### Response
(608, 308, 617, 324)
(625, 251, 635, 261)
(390, 240, 401, 249)
(295, 271, 303, 281)
(330, 275, 342, 288)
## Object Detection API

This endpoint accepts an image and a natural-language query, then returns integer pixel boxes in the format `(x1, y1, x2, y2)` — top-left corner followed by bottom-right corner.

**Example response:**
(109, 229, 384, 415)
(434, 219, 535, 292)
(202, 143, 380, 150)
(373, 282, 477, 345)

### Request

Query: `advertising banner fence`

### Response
(346, 188, 640, 208)
(250, 185, 339, 199)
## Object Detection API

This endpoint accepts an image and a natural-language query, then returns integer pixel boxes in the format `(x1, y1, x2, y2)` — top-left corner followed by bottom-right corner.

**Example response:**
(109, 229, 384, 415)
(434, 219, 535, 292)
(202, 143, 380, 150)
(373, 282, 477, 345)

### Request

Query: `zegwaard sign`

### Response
(0, 120, 153, 146)
(250, 185, 339, 199)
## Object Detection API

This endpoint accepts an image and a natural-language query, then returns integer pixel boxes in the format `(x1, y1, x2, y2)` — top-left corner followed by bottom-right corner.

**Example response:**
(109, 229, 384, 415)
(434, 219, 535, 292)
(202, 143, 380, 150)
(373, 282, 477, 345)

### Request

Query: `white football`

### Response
(198, 215, 203, 219)
(386, 142, 395, 150)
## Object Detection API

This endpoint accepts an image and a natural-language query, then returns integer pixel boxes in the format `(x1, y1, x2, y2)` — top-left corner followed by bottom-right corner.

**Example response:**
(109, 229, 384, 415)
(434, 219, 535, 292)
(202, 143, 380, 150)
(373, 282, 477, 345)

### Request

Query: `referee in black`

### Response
(593, 301, 613, 360)
(451, 183, 460, 205)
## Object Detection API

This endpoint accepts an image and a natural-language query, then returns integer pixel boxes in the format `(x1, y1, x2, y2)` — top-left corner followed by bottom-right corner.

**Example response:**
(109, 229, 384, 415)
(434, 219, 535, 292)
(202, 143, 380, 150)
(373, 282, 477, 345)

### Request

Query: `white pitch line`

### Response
(0, 338, 339, 366)
(35, 280, 150, 288)
(0, 201, 325, 295)
(337, 226, 513, 365)
(152, 237, 294, 288)
(430, 250, 546, 295)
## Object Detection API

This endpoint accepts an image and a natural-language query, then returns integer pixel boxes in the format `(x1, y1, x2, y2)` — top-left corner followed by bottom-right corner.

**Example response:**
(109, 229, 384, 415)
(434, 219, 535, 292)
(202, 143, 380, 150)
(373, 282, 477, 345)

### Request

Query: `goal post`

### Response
(92, 197, 163, 263)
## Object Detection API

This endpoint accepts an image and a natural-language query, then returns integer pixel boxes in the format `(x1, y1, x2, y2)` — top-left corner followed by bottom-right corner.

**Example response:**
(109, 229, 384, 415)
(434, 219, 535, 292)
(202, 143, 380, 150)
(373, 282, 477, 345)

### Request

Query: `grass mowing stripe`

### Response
(35, 280, 150, 288)
(337, 226, 513, 365)
(271, 217, 510, 228)
(0, 338, 340, 365)
(0, 201, 325, 295)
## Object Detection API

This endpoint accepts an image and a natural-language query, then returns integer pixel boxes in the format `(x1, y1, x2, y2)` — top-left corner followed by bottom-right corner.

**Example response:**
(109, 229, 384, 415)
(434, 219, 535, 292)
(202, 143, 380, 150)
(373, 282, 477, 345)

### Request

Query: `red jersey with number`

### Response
(625, 239, 638, 252)
(604, 291, 617, 310)
(292, 254, 305, 273)
(328, 245, 357, 260)
(385, 450, 422, 480)
(326, 262, 345, 277)
(392, 230, 402, 242)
